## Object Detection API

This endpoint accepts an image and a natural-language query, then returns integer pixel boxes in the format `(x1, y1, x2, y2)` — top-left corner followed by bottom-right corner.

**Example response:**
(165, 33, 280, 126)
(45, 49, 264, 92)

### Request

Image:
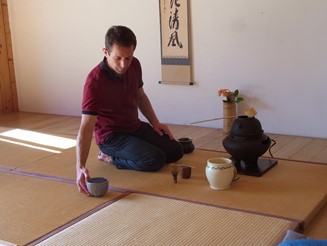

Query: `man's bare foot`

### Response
(97, 151, 113, 164)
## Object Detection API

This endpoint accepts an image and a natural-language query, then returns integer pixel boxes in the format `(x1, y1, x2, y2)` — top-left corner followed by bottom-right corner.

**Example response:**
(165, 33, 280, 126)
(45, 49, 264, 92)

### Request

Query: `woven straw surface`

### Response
(0, 172, 123, 246)
(19, 146, 327, 226)
(37, 193, 297, 246)
(0, 127, 76, 168)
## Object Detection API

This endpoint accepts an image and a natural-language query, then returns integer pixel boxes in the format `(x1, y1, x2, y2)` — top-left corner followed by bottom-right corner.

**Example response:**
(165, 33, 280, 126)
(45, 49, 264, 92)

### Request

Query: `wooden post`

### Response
(0, 0, 19, 114)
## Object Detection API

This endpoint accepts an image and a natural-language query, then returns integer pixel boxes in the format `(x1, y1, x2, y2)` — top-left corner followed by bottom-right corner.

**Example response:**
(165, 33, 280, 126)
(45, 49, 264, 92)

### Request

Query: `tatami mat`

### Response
(0, 127, 76, 168)
(35, 193, 297, 246)
(0, 172, 124, 246)
(0, 139, 56, 168)
(18, 145, 327, 228)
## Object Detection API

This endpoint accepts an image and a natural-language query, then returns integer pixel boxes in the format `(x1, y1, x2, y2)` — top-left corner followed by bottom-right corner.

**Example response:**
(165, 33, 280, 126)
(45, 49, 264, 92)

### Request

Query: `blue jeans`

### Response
(99, 122, 184, 171)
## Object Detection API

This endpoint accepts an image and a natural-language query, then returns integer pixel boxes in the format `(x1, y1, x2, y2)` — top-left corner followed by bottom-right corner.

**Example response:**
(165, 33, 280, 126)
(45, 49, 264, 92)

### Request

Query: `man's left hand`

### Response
(152, 122, 174, 140)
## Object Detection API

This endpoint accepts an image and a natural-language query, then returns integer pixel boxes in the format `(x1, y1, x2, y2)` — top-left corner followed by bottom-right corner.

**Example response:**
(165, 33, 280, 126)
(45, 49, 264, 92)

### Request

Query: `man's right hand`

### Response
(76, 166, 91, 195)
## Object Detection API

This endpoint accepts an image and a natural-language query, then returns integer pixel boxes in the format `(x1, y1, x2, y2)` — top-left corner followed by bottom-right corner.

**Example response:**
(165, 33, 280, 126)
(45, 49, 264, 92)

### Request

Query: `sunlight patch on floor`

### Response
(0, 137, 61, 154)
(0, 129, 76, 149)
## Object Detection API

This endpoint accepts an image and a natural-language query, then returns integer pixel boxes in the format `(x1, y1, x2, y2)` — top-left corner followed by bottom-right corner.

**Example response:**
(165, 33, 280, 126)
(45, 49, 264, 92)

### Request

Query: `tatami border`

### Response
(0, 166, 302, 245)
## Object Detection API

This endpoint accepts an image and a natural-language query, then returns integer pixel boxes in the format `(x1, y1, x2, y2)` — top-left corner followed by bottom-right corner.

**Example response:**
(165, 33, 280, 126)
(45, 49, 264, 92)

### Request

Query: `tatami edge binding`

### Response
(0, 165, 304, 240)
(2, 158, 320, 244)
(0, 164, 306, 231)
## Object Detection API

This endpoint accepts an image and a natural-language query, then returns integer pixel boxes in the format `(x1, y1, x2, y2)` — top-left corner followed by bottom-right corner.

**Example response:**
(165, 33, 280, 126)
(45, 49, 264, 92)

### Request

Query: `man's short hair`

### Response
(105, 25, 137, 53)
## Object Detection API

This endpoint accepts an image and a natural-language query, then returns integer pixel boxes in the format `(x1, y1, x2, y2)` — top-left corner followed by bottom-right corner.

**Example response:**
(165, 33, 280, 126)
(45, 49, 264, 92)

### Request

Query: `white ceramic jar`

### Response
(206, 157, 234, 190)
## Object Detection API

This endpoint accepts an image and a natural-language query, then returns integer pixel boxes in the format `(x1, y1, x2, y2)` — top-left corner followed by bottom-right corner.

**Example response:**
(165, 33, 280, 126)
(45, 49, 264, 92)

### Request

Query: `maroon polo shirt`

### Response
(82, 57, 143, 145)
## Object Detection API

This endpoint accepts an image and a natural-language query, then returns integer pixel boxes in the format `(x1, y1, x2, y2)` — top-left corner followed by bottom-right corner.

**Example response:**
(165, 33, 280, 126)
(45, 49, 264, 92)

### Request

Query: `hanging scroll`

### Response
(159, 0, 193, 85)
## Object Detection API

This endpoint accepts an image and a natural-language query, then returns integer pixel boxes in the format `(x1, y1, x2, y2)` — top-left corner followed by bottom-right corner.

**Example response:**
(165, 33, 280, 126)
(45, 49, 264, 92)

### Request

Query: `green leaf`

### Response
(235, 97, 244, 103)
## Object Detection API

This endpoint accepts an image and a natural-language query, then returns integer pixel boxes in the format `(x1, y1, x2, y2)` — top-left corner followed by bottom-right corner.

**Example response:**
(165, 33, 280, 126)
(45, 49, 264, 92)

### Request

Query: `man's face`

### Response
(103, 43, 134, 75)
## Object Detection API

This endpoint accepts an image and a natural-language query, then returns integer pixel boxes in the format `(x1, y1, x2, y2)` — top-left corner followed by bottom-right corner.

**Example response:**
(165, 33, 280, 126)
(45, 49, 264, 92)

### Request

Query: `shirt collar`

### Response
(101, 57, 124, 81)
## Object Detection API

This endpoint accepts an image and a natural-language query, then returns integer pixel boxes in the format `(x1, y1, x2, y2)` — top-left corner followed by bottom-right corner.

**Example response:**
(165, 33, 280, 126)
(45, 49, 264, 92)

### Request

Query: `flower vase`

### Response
(223, 102, 236, 134)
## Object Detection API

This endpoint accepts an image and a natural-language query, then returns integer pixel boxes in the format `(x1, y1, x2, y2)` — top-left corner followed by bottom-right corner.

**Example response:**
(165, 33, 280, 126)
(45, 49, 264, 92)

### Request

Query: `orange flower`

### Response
(218, 89, 232, 97)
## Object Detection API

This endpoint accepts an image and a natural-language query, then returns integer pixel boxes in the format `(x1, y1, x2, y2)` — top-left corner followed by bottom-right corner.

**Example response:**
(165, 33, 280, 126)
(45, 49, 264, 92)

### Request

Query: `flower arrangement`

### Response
(217, 89, 244, 103)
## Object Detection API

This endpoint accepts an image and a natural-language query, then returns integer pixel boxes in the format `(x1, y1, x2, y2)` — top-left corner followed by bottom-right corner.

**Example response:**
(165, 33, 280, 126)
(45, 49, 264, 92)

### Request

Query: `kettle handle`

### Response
(262, 136, 271, 145)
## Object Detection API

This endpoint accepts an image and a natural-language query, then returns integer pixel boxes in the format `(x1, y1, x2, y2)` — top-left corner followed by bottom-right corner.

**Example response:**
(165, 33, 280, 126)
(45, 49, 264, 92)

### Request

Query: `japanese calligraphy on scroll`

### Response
(159, 0, 193, 85)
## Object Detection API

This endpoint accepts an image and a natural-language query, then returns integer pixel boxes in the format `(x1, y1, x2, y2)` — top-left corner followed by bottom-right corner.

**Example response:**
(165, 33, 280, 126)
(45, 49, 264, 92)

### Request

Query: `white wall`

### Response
(8, 0, 327, 138)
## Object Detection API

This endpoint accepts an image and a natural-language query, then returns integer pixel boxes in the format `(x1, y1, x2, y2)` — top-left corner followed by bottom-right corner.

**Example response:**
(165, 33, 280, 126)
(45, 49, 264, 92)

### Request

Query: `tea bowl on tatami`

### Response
(86, 177, 109, 197)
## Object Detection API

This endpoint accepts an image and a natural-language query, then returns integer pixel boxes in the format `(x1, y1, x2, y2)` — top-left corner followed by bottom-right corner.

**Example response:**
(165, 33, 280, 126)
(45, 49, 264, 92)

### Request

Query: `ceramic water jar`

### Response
(205, 158, 234, 190)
